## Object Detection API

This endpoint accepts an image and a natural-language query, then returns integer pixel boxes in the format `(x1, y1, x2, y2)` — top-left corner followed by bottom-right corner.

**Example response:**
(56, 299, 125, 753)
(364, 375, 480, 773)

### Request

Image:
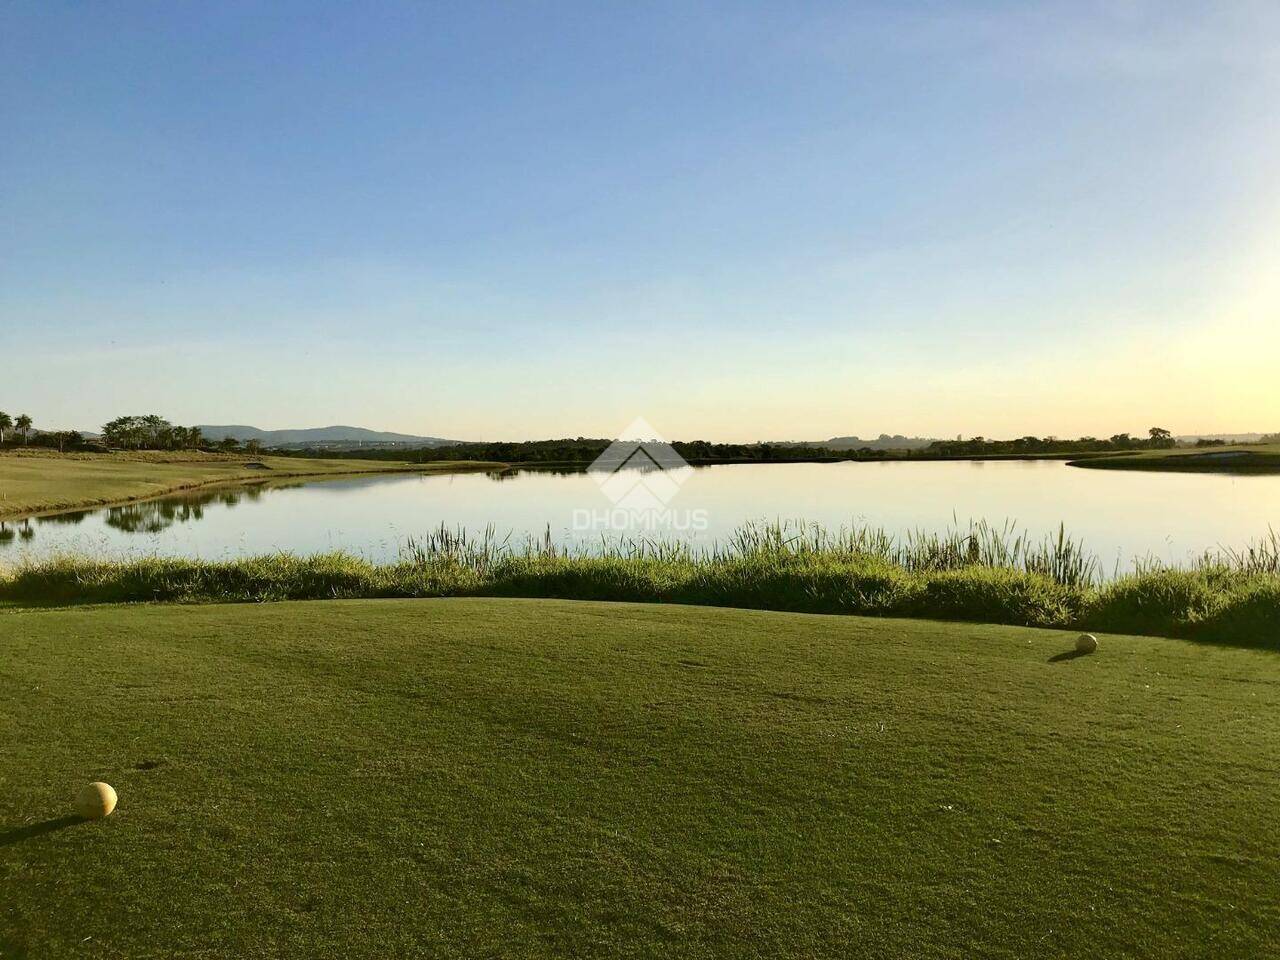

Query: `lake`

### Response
(3, 460, 1277, 570)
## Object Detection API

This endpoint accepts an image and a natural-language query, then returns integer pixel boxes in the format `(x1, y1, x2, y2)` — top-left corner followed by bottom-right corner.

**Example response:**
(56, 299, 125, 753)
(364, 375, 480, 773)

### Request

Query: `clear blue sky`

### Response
(3, 1, 1278, 440)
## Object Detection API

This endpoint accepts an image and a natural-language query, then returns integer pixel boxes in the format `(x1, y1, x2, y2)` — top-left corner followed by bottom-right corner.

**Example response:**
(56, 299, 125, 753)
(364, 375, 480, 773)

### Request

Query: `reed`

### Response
(4, 521, 1277, 647)
(403, 520, 1105, 586)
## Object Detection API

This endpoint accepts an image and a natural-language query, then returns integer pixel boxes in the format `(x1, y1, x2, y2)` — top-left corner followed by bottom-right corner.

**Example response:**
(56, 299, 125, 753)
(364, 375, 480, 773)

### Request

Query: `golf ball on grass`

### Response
(1076, 633, 1099, 654)
(75, 782, 117, 820)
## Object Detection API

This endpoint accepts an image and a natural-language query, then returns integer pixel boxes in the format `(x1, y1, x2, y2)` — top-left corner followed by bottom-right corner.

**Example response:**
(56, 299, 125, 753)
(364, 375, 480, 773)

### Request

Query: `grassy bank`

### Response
(3, 598, 1277, 957)
(1070, 443, 1280, 473)
(0, 450, 504, 520)
(5, 523, 1278, 647)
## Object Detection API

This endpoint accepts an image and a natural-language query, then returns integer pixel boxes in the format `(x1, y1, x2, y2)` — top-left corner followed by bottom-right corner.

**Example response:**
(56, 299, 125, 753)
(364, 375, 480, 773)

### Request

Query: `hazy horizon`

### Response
(4, 1, 1279, 442)
(38, 420, 1278, 446)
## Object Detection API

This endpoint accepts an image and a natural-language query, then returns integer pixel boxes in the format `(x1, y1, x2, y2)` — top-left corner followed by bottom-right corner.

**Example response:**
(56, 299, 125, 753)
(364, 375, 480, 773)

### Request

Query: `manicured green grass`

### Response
(2, 598, 1277, 958)
(1071, 443, 1280, 473)
(0, 451, 504, 520)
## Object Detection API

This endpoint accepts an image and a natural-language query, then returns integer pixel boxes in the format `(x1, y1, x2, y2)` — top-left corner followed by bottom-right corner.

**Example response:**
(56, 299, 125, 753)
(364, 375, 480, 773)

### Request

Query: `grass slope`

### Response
(0, 451, 503, 520)
(2, 599, 1276, 958)
(1071, 443, 1280, 473)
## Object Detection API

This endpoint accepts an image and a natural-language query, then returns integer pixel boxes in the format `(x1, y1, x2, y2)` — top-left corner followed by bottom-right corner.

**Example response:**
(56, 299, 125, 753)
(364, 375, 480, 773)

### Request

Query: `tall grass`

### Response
(1193, 527, 1280, 576)
(407, 519, 1103, 586)
(4, 521, 1278, 648)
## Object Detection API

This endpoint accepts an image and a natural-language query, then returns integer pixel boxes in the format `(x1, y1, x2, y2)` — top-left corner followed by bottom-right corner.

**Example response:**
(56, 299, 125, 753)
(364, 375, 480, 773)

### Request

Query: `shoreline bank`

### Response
(0, 453, 505, 521)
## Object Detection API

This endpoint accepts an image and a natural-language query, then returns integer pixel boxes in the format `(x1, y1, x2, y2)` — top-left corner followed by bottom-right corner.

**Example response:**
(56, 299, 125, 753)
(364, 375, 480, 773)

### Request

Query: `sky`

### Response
(2, 1, 1278, 442)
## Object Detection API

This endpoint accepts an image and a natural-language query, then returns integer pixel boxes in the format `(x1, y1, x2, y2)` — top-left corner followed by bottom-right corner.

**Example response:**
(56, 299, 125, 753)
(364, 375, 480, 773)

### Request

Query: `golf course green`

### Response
(1070, 443, 1280, 473)
(0, 451, 503, 521)
(2, 598, 1276, 957)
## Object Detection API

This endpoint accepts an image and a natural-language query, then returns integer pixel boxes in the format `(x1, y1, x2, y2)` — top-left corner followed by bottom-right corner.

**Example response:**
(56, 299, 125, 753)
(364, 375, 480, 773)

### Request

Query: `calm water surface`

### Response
(3, 461, 1277, 570)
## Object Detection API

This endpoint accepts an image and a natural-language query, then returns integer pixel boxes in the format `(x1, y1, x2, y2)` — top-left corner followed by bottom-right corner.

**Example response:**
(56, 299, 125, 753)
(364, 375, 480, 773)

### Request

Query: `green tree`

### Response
(0, 411, 11, 445)
(101, 416, 138, 449)
(16, 414, 33, 444)
(46, 430, 82, 453)
(101, 415, 178, 450)
(141, 414, 168, 447)
(1148, 426, 1174, 449)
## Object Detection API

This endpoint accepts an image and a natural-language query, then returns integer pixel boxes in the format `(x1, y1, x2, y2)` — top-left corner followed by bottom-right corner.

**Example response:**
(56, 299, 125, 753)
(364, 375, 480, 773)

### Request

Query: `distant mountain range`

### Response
(771, 434, 939, 451)
(195, 425, 460, 449)
(173, 426, 1276, 453)
(817, 434, 938, 450)
(790, 433, 1277, 450)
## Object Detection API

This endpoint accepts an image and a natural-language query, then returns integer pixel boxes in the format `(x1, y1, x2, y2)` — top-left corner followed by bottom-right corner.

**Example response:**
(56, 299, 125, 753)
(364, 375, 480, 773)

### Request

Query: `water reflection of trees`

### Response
(0, 511, 88, 548)
(1, 484, 272, 546)
(486, 466, 587, 482)
(0, 519, 34, 547)
(103, 485, 264, 534)
(36, 510, 90, 525)
(105, 501, 205, 534)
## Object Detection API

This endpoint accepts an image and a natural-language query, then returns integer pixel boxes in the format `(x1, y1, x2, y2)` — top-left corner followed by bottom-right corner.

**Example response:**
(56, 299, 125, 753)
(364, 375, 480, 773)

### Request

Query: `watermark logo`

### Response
(589, 417, 692, 511)
(573, 417, 706, 532)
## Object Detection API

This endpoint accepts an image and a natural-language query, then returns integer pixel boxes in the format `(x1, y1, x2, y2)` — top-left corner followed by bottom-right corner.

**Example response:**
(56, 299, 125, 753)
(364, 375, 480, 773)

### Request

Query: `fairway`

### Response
(0, 451, 502, 520)
(1071, 443, 1280, 473)
(2, 599, 1277, 958)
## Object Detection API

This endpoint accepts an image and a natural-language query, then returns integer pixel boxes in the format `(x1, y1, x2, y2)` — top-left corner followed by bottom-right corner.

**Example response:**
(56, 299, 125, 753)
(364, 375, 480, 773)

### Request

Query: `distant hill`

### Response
(771, 434, 939, 451)
(819, 434, 938, 451)
(195, 425, 460, 449)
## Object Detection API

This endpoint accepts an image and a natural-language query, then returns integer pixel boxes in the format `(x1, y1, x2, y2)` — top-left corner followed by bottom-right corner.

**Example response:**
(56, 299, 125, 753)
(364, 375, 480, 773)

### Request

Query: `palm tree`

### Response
(141, 414, 168, 448)
(0, 412, 11, 445)
(15, 414, 32, 444)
